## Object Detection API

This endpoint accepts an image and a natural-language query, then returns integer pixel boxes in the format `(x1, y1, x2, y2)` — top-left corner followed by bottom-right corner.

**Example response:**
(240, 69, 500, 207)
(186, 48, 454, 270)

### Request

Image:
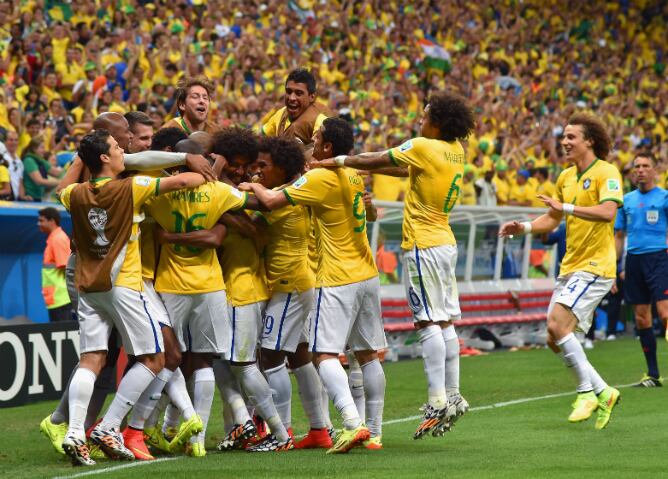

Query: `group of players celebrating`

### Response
(39, 66, 658, 468)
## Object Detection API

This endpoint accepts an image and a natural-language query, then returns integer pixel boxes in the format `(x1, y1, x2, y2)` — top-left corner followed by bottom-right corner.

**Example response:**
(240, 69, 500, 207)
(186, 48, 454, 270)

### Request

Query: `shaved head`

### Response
(189, 131, 213, 156)
(93, 112, 132, 150)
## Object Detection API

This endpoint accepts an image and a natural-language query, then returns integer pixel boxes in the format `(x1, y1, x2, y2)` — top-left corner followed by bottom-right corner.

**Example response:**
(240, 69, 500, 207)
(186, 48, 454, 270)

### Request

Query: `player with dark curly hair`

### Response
(245, 136, 334, 449)
(211, 126, 260, 184)
(312, 92, 475, 440)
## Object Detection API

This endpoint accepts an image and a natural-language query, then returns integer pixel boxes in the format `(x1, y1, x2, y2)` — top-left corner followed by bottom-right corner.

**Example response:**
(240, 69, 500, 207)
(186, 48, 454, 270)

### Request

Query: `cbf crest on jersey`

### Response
(583, 178, 591, 190)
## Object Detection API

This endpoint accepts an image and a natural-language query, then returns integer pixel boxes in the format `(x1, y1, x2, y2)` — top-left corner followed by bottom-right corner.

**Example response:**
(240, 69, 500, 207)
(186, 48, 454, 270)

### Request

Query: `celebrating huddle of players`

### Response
(39, 67, 628, 468)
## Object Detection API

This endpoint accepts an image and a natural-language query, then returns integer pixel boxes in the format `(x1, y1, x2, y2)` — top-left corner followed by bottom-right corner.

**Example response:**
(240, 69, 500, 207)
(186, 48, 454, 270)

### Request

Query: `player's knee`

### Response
(80, 351, 107, 375)
(138, 352, 165, 374)
(261, 348, 285, 370)
(354, 349, 378, 366)
(286, 346, 311, 369)
(635, 315, 652, 329)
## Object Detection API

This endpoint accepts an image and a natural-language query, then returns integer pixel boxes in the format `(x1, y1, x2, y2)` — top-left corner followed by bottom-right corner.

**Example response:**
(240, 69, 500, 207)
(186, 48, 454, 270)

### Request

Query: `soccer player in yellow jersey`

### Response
(240, 118, 387, 454)
(250, 137, 332, 449)
(499, 113, 623, 430)
(312, 92, 475, 440)
(261, 68, 330, 147)
(151, 128, 293, 453)
(144, 158, 251, 457)
(162, 77, 218, 134)
(57, 130, 206, 466)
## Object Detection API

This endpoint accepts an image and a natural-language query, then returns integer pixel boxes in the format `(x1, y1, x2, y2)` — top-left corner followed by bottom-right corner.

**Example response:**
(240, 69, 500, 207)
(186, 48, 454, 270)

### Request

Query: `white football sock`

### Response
(52, 366, 77, 424)
(100, 362, 155, 430)
(164, 367, 196, 420)
(587, 363, 608, 394)
(557, 333, 593, 392)
(321, 386, 332, 428)
(66, 368, 97, 440)
(318, 358, 361, 430)
(232, 363, 289, 441)
(418, 325, 447, 408)
(265, 363, 292, 429)
(145, 393, 170, 429)
(443, 326, 460, 398)
(293, 362, 327, 429)
(190, 367, 215, 443)
(361, 359, 385, 438)
(349, 364, 366, 422)
(128, 368, 173, 430)
(213, 359, 250, 424)
(162, 403, 181, 433)
(85, 363, 116, 430)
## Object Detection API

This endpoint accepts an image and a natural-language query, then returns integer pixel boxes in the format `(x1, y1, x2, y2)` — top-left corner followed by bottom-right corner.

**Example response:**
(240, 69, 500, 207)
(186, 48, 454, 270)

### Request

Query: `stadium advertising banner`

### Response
(0, 321, 79, 408)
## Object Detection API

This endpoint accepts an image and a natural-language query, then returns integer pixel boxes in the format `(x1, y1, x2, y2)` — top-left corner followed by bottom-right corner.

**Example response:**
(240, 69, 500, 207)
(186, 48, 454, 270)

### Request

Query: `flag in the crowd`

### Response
(417, 36, 451, 73)
(288, 0, 315, 21)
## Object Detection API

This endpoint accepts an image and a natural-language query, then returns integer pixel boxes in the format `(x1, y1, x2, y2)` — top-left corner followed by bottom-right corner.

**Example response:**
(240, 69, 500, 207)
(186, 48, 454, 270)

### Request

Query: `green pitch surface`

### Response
(3, 338, 666, 478)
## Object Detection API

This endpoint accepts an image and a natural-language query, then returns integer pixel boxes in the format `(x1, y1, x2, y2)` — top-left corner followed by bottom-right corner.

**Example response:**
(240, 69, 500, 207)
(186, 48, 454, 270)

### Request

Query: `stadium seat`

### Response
(382, 291, 551, 361)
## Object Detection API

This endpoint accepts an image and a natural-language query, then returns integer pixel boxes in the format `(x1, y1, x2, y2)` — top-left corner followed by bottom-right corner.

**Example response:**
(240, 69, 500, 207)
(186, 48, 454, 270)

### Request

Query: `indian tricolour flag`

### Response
(417, 37, 451, 73)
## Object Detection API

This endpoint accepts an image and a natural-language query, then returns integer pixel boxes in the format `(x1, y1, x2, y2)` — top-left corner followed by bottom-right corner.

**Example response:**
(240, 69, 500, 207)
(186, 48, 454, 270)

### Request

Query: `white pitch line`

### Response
(383, 382, 635, 426)
(52, 457, 178, 479)
(53, 382, 634, 478)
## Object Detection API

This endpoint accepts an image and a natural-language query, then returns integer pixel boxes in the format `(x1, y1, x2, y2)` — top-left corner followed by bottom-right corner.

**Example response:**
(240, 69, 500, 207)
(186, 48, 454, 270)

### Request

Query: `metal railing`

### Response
(369, 202, 559, 282)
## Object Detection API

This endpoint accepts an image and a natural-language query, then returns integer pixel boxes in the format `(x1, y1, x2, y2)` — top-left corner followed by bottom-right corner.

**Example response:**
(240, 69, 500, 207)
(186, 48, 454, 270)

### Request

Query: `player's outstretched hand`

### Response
(309, 159, 339, 169)
(237, 182, 255, 192)
(210, 153, 227, 179)
(537, 194, 562, 212)
(185, 153, 216, 182)
(498, 220, 525, 237)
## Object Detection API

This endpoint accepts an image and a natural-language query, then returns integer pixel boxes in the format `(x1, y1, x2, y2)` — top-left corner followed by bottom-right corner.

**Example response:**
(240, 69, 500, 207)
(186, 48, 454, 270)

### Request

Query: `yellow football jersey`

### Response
(556, 160, 623, 278)
(60, 176, 158, 291)
(257, 202, 315, 294)
(220, 225, 269, 306)
(388, 137, 465, 250)
(261, 106, 327, 138)
(283, 167, 377, 287)
(145, 181, 247, 294)
(136, 170, 164, 281)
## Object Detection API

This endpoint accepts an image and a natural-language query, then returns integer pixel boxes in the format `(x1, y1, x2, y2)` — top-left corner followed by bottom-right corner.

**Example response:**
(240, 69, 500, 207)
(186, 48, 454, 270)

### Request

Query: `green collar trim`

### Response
(90, 177, 111, 183)
(576, 158, 598, 181)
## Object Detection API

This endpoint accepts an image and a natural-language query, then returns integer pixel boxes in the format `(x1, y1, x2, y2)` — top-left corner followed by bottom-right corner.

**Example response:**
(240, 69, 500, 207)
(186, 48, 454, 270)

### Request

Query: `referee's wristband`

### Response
(521, 221, 532, 234)
(562, 203, 575, 215)
(334, 155, 347, 167)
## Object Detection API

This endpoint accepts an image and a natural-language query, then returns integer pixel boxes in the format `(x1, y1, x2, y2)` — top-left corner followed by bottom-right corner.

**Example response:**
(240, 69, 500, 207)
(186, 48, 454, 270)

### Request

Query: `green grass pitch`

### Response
(2, 337, 666, 478)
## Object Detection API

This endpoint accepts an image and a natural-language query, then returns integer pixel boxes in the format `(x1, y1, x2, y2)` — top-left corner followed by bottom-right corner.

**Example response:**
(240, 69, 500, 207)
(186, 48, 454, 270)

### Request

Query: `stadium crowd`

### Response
(0, 0, 667, 204)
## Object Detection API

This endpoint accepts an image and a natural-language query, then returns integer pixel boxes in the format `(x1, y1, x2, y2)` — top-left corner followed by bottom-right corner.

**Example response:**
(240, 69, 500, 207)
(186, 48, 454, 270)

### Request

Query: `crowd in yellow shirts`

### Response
(0, 0, 666, 204)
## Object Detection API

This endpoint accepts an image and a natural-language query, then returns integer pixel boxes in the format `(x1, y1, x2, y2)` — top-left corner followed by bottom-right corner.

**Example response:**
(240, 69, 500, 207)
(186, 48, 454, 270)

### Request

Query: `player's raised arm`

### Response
(155, 172, 206, 194)
(312, 150, 393, 170)
(538, 194, 618, 223)
(56, 155, 85, 196)
(124, 151, 216, 181)
(239, 182, 289, 210)
(498, 208, 562, 237)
